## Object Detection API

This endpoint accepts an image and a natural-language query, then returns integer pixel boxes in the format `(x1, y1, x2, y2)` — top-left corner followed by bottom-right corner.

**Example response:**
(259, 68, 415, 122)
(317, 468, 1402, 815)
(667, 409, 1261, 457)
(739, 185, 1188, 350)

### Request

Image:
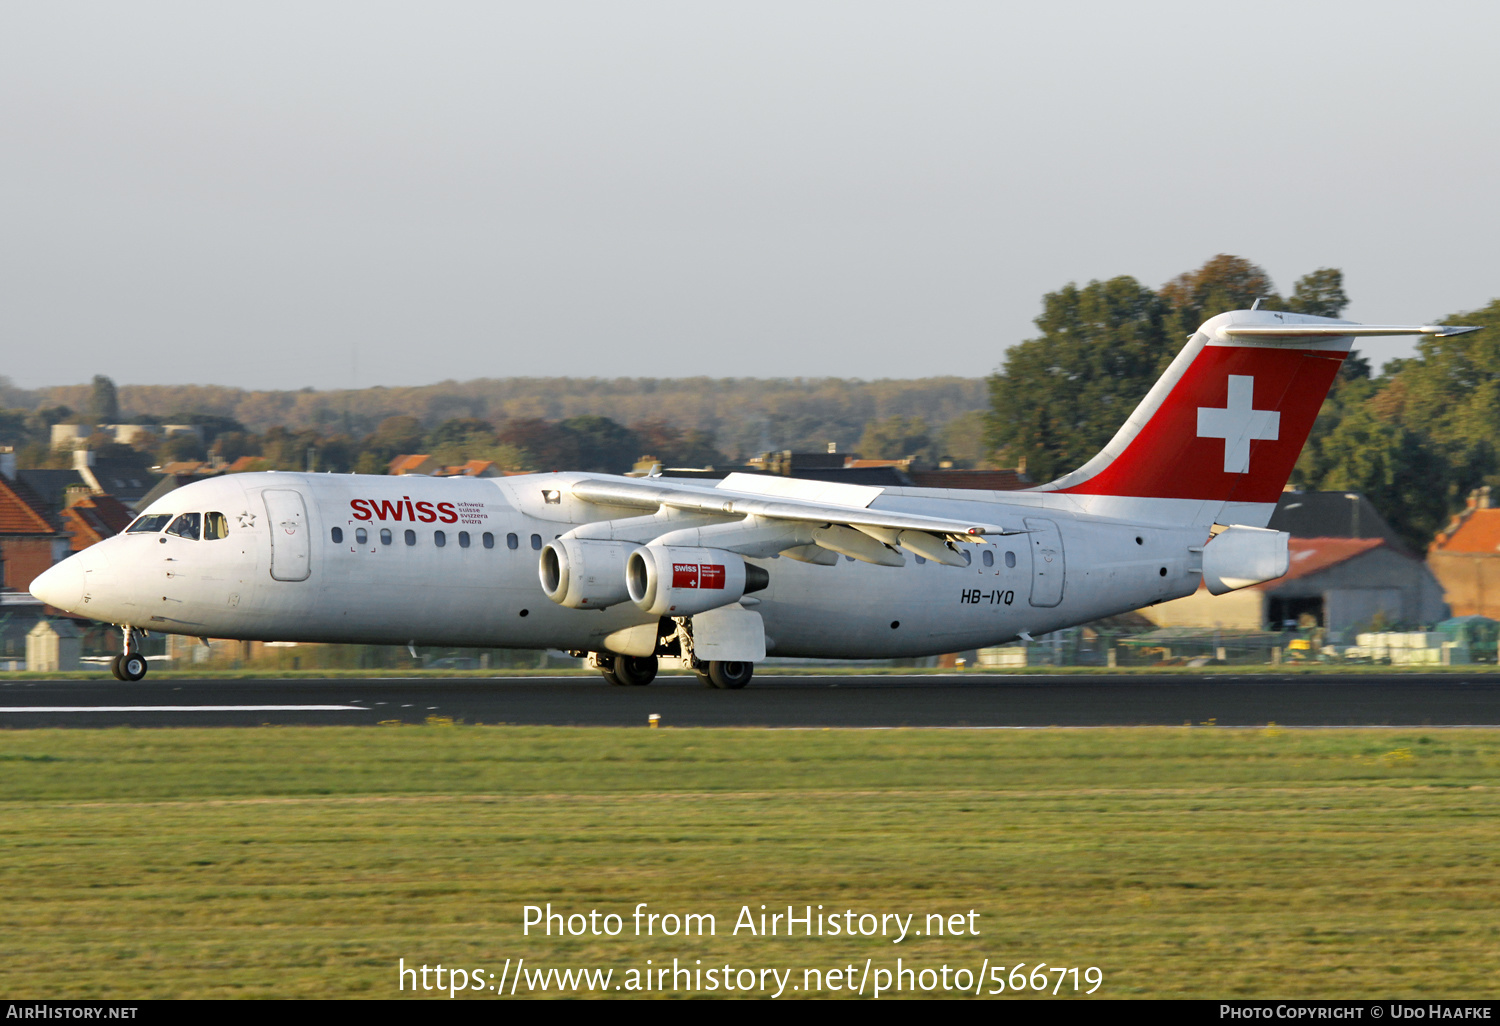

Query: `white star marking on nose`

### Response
(1196, 375, 1280, 474)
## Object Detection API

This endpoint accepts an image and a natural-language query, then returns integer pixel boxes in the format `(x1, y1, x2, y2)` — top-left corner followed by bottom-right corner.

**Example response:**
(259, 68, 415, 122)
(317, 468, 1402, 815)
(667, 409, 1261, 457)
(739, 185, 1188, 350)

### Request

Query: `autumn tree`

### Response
(498, 416, 642, 473)
(1283, 268, 1349, 319)
(88, 375, 119, 423)
(1310, 405, 1449, 551)
(986, 275, 1170, 482)
(1378, 298, 1500, 511)
(1160, 254, 1279, 339)
(857, 415, 936, 464)
(630, 419, 726, 468)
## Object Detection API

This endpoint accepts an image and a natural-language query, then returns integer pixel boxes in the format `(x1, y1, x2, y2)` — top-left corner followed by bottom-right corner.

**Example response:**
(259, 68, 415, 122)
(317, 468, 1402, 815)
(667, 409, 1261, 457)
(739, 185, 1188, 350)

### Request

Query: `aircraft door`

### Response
(1023, 517, 1065, 608)
(263, 489, 311, 582)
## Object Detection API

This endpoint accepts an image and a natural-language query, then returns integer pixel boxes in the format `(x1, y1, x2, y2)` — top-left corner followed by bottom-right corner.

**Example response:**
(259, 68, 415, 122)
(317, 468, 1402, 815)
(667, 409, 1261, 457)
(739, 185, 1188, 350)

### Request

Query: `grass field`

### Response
(1, 725, 1497, 999)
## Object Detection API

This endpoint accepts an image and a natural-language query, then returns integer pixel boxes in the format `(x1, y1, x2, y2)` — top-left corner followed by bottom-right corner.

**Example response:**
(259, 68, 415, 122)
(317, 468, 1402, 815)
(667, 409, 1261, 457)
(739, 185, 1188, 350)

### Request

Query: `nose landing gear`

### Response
(111, 627, 148, 682)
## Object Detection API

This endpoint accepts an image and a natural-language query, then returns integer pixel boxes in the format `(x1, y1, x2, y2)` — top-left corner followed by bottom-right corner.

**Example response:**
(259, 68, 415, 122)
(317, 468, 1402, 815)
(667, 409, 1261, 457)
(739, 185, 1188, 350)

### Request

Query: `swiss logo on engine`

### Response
(672, 563, 726, 589)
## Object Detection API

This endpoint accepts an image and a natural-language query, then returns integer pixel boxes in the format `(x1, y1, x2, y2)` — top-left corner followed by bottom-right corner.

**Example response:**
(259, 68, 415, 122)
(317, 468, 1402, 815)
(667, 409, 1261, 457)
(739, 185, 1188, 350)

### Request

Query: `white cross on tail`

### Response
(1196, 375, 1280, 474)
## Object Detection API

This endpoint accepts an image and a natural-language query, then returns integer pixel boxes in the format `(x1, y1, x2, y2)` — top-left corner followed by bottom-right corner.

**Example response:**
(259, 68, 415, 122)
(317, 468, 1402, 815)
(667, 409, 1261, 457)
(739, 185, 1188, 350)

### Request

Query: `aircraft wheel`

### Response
(600, 666, 625, 686)
(109, 654, 127, 681)
(614, 654, 657, 686)
(707, 661, 753, 690)
(695, 669, 714, 688)
(119, 653, 149, 682)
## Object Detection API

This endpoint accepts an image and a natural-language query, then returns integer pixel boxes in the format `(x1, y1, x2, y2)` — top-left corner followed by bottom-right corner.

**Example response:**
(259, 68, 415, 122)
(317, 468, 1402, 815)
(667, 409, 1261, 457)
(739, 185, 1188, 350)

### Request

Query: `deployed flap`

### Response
(692, 604, 767, 662)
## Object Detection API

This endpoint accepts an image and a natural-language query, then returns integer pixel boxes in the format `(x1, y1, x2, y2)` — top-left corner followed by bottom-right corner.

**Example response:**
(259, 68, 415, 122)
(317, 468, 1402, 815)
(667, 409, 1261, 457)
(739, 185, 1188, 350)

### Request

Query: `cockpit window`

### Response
(204, 512, 229, 540)
(127, 514, 172, 534)
(166, 513, 201, 540)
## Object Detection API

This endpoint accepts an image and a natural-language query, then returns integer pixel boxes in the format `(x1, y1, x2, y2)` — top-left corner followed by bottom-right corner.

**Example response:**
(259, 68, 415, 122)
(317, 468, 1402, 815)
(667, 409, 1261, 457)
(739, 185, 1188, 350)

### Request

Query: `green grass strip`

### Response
(1, 725, 1497, 999)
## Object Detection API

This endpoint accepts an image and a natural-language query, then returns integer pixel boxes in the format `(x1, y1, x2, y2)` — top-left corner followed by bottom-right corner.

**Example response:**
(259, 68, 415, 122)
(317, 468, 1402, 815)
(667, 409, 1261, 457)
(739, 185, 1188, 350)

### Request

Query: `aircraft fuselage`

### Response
(54, 470, 1202, 659)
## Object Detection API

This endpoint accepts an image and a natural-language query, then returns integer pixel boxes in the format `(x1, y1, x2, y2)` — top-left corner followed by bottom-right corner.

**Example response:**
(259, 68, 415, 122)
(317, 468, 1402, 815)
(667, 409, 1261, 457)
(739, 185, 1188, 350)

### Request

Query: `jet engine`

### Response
(539, 539, 634, 609)
(626, 545, 769, 616)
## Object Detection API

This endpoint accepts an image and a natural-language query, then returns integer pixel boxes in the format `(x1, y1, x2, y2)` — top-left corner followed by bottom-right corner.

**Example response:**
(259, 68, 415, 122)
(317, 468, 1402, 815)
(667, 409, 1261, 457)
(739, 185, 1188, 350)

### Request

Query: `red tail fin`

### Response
(1034, 310, 1477, 525)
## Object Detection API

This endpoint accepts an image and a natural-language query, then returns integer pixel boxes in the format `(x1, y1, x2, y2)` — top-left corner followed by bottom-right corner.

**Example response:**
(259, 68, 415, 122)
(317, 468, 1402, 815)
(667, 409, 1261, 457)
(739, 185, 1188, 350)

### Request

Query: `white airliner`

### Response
(30, 309, 1476, 687)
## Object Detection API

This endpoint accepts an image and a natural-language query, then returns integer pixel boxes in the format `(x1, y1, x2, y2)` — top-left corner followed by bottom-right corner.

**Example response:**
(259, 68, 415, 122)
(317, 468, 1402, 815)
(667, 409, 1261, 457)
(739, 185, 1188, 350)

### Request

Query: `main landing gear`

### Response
(584, 617, 757, 689)
(111, 626, 148, 682)
(600, 654, 658, 687)
(588, 652, 755, 689)
(696, 661, 753, 690)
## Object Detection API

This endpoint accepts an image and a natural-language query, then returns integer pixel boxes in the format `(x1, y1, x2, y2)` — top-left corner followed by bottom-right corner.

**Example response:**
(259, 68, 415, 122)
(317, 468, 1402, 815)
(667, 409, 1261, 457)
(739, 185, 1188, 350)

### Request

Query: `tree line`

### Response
(2, 398, 981, 480)
(0, 374, 987, 462)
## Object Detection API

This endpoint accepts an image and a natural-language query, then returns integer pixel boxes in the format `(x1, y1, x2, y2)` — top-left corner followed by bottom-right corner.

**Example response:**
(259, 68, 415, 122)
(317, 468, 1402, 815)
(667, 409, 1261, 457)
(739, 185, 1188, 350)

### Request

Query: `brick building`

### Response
(0, 470, 70, 594)
(1429, 487, 1500, 618)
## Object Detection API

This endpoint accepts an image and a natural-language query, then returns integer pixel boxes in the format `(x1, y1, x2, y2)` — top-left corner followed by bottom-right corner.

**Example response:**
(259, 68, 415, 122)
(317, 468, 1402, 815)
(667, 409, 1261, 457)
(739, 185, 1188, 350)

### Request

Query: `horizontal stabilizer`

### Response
(1219, 323, 1479, 341)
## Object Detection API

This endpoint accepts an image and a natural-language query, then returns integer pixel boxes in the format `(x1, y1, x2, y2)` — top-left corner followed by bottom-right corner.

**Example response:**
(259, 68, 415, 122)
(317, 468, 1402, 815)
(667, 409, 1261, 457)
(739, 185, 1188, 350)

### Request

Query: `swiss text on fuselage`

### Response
(349, 498, 460, 524)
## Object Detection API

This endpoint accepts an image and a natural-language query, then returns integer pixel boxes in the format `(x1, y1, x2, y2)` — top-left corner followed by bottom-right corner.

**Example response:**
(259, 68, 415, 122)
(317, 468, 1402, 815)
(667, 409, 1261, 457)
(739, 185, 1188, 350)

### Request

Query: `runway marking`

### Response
(0, 705, 367, 713)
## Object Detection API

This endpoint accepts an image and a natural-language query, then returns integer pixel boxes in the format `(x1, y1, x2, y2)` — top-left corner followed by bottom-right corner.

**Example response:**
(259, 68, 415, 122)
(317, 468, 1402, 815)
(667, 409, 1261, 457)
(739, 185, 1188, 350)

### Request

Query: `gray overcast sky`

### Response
(3, 1, 1497, 391)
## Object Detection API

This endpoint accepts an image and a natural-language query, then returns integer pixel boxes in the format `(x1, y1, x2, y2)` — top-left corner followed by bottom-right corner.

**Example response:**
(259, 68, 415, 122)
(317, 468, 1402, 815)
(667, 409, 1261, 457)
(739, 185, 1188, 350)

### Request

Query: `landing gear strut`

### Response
(111, 627, 148, 682)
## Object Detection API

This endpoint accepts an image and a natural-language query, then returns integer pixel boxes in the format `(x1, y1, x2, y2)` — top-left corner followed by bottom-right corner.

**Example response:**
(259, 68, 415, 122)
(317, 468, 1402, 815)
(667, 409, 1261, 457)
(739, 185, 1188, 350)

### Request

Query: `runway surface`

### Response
(2, 673, 1499, 728)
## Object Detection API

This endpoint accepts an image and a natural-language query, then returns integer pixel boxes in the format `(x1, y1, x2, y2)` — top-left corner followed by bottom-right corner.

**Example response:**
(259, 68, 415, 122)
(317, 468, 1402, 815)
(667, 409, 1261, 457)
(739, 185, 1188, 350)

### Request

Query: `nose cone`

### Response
(30, 557, 86, 613)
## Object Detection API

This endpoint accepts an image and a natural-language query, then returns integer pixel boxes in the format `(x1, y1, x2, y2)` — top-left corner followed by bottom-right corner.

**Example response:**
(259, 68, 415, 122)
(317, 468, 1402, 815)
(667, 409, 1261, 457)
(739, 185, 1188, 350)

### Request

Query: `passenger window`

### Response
(483, 532, 495, 549)
(530, 534, 542, 550)
(1005, 551, 1017, 568)
(915, 555, 926, 565)
(982, 549, 994, 567)
(380, 528, 392, 546)
(127, 514, 172, 533)
(458, 531, 470, 548)
(355, 528, 368, 545)
(961, 550, 972, 565)
(166, 513, 201, 540)
(331, 527, 344, 544)
(405, 529, 416, 546)
(204, 512, 228, 540)
(507, 533, 519, 550)
(435, 530, 447, 548)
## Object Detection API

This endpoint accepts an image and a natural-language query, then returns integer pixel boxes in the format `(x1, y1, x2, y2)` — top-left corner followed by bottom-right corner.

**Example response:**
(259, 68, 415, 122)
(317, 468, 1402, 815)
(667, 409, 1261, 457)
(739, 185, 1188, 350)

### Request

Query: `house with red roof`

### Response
(59, 494, 134, 553)
(223, 455, 271, 474)
(1428, 487, 1500, 618)
(388, 454, 441, 476)
(0, 468, 71, 596)
(440, 460, 502, 478)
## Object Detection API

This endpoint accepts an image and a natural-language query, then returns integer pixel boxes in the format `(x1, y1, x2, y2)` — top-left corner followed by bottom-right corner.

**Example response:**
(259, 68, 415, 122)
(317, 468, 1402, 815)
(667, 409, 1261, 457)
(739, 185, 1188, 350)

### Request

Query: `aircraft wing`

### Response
(568, 475, 1013, 539)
